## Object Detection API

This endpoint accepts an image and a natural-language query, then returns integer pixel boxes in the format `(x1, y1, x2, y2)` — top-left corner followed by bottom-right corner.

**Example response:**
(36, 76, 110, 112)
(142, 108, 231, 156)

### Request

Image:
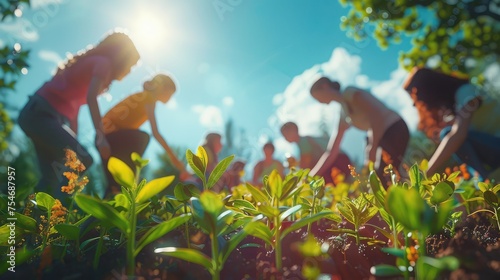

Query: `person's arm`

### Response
(87, 76, 111, 160)
(145, 103, 188, 175)
(427, 98, 480, 175)
(69, 108, 79, 135)
(310, 117, 349, 176)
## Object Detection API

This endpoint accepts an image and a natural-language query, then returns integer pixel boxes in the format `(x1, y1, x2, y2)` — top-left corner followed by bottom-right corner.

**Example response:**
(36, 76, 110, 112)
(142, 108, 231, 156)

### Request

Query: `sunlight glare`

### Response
(131, 12, 166, 52)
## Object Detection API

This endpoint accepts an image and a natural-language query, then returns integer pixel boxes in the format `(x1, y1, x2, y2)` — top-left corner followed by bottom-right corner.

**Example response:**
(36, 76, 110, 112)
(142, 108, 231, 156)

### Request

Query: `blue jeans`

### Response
(440, 126, 500, 178)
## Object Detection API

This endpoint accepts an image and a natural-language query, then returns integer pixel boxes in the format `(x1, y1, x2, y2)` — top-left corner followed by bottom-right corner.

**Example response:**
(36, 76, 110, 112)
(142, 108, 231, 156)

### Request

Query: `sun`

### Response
(130, 12, 166, 52)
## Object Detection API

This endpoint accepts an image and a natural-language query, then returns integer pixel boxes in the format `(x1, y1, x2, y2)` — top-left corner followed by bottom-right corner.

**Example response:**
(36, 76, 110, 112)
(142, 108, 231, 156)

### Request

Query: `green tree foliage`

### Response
(339, 0, 500, 75)
(1, 0, 31, 153)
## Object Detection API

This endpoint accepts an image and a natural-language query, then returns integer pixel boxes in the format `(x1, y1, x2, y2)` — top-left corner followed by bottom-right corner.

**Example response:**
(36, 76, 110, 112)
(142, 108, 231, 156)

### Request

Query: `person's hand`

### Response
(95, 136, 111, 160)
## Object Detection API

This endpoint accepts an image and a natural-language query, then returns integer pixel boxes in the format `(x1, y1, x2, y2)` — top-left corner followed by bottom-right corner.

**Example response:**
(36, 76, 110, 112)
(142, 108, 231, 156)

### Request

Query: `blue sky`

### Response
(2, 0, 424, 177)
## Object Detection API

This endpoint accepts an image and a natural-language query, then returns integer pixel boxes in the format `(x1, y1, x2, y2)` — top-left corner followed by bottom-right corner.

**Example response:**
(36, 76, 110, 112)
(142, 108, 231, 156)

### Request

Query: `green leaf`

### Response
(267, 169, 283, 199)
(409, 164, 422, 192)
(243, 221, 273, 246)
(0, 246, 33, 274)
(186, 149, 205, 181)
(36, 192, 55, 212)
(381, 247, 405, 258)
(135, 202, 151, 215)
(387, 187, 425, 231)
(207, 154, 235, 189)
(245, 183, 269, 205)
(13, 212, 37, 232)
(281, 211, 335, 239)
(199, 191, 224, 218)
(280, 176, 299, 200)
(135, 214, 191, 257)
(154, 247, 212, 271)
(416, 256, 459, 280)
(483, 190, 498, 207)
(136, 176, 175, 204)
(196, 146, 209, 170)
(174, 183, 200, 202)
(430, 181, 454, 205)
(108, 157, 135, 189)
(131, 152, 149, 168)
(279, 205, 302, 222)
(221, 229, 249, 264)
(75, 194, 130, 234)
(370, 264, 403, 277)
(478, 182, 489, 192)
(369, 170, 386, 206)
(54, 224, 80, 240)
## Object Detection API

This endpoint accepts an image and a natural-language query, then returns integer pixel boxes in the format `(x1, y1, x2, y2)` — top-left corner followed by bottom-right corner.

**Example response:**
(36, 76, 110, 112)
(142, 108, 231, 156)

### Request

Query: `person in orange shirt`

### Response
(102, 73, 189, 195)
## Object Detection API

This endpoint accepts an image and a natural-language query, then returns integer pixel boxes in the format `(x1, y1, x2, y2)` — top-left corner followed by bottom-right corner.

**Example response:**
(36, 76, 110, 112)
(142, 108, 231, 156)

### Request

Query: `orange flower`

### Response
(50, 199, 67, 226)
(406, 245, 418, 265)
(64, 148, 86, 172)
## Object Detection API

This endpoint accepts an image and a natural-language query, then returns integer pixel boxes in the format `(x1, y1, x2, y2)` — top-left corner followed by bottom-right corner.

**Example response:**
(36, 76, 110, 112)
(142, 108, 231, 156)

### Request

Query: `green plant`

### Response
(242, 170, 340, 272)
(472, 182, 500, 230)
(75, 153, 190, 276)
(155, 146, 248, 280)
(370, 164, 459, 280)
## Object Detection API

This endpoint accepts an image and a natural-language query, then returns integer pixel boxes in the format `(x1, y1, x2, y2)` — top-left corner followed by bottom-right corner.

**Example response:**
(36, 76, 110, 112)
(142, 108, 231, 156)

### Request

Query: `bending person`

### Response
(281, 121, 352, 184)
(403, 67, 500, 179)
(309, 77, 409, 185)
(18, 31, 140, 198)
(102, 73, 189, 195)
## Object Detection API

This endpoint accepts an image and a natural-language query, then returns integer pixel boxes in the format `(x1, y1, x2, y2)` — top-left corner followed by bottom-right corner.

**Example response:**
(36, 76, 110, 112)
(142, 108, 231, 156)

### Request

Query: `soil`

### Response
(4, 213, 499, 280)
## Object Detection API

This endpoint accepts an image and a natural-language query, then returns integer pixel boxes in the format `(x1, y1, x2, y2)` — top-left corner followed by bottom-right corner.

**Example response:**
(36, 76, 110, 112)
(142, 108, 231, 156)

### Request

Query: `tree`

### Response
(339, 0, 500, 76)
(0, 0, 31, 153)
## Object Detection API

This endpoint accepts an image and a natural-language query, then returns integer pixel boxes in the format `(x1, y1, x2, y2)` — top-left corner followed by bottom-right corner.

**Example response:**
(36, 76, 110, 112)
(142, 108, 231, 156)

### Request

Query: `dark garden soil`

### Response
(3, 213, 499, 280)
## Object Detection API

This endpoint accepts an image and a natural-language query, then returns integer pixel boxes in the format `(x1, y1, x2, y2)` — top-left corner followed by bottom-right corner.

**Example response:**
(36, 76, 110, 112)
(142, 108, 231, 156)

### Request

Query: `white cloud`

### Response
(38, 49, 63, 65)
(222, 96, 234, 107)
(191, 105, 224, 130)
(271, 47, 420, 165)
(0, 18, 39, 41)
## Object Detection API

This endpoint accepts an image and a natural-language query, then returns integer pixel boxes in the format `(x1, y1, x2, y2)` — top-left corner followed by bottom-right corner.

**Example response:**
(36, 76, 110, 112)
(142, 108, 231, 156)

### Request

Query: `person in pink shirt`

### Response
(18, 30, 140, 198)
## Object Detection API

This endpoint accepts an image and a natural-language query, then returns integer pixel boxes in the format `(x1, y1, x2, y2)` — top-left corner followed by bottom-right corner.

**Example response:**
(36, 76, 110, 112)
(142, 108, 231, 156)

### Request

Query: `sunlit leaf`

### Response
(155, 247, 212, 271)
(108, 157, 135, 189)
(136, 176, 175, 204)
(430, 181, 454, 205)
(36, 192, 55, 212)
(135, 214, 191, 256)
(243, 221, 273, 246)
(75, 194, 129, 234)
(186, 149, 205, 181)
(282, 211, 335, 239)
(207, 154, 234, 189)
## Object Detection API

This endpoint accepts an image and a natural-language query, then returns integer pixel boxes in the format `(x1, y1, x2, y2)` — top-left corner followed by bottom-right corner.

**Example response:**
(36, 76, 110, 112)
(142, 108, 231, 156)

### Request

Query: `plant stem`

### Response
(184, 203, 191, 249)
(127, 192, 137, 276)
(211, 233, 220, 280)
(494, 208, 500, 231)
(391, 218, 399, 248)
(274, 215, 282, 271)
(307, 194, 317, 235)
(93, 227, 106, 270)
(403, 232, 410, 280)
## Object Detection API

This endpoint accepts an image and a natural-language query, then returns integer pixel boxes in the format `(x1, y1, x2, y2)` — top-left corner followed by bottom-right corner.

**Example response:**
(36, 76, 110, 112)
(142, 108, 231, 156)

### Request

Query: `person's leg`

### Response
(18, 95, 93, 198)
(378, 119, 410, 184)
(103, 129, 150, 196)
